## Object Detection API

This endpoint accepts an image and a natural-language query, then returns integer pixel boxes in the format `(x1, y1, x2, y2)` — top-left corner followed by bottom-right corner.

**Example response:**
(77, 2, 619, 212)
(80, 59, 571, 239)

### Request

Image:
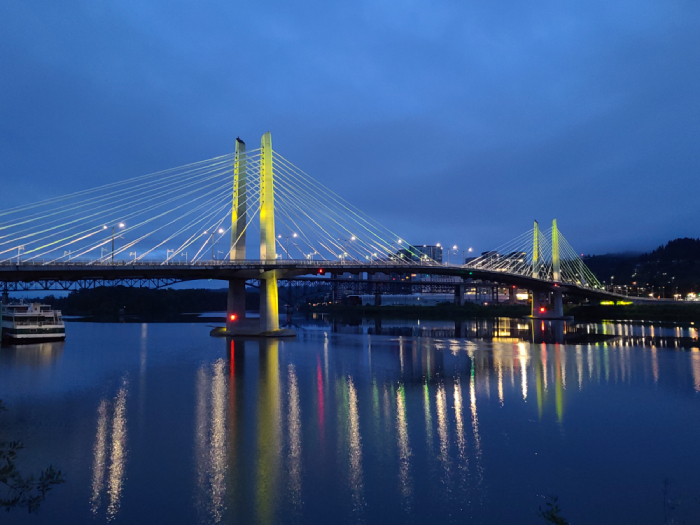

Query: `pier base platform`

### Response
(210, 325, 296, 338)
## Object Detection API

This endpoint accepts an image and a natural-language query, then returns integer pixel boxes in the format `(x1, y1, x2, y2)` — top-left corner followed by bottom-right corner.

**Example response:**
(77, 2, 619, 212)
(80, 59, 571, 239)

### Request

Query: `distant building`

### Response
(397, 244, 443, 264)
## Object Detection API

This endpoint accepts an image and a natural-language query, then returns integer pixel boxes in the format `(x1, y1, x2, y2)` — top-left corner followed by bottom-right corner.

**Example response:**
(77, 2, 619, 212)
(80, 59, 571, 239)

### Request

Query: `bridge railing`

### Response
(0, 258, 446, 268)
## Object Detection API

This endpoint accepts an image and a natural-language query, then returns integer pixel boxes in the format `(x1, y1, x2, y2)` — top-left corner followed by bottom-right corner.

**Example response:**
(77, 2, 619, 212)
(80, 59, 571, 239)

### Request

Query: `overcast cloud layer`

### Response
(1, 0, 699, 255)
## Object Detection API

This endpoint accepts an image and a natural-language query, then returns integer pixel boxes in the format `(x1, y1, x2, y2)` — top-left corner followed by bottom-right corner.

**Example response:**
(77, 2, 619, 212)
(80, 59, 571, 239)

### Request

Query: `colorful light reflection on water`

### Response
(1, 318, 700, 524)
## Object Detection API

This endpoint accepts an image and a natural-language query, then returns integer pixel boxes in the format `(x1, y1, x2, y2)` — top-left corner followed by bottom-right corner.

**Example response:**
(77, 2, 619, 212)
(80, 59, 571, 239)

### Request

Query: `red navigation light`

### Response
(540, 307, 546, 313)
(230, 314, 237, 321)
(318, 268, 324, 274)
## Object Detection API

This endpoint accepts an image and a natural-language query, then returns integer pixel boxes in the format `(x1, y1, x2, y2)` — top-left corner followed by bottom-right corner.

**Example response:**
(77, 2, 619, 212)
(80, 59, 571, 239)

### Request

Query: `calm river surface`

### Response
(1, 317, 700, 524)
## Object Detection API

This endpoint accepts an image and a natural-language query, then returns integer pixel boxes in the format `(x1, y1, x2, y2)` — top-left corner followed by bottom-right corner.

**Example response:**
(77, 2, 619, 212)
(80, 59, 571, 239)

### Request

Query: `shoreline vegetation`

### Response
(19, 287, 700, 324)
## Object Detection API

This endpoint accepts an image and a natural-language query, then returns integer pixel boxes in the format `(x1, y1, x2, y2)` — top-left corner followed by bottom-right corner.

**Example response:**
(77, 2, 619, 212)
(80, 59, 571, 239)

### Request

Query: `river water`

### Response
(1, 317, 699, 524)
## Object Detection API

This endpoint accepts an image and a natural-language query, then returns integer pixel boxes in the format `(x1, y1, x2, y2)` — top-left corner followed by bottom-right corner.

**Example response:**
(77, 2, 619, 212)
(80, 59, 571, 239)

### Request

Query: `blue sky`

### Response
(1, 0, 699, 256)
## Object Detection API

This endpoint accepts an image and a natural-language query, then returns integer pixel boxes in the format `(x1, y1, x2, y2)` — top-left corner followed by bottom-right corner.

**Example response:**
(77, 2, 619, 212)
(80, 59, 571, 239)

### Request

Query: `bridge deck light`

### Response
(218, 228, 225, 233)
(119, 223, 125, 228)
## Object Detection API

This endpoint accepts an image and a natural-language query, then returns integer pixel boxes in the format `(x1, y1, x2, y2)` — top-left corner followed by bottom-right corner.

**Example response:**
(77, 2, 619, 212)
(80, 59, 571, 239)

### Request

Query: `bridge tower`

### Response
(227, 138, 248, 332)
(258, 132, 280, 333)
(551, 218, 564, 317)
(531, 220, 546, 316)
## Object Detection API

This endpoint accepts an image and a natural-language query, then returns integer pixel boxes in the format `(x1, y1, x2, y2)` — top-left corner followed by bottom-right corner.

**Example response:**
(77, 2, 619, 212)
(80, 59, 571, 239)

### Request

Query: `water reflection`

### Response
(195, 359, 228, 523)
(396, 384, 411, 505)
(90, 377, 129, 521)
(6, 316, 680, 524)
(287, 364, 301, 509)
(300, 315, 700, 348)
(0, 341, 64, 366)
(346, 375, 365, 514)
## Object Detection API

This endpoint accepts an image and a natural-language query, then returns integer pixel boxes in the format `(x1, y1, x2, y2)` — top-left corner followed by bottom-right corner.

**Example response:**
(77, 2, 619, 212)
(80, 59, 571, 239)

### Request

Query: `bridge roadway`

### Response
(0, 259, 639, 302)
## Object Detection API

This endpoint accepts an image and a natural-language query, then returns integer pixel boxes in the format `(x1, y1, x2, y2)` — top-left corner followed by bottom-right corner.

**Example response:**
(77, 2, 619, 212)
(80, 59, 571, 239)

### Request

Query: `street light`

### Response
(279, 232, 298, 260)
(340, 236, 355, 261)
(207, 228, 226, 259)
(446, 245, 457, 265)
(166, 249, 176, 262)
(106, 222, 125, 263)
(17, 245, 25, 264)
(129, 251, 137, 263)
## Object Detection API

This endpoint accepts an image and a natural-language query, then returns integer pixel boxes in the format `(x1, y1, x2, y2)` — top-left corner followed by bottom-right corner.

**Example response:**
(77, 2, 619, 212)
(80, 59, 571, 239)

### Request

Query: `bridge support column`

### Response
(259, 271, 279, 332)
(531, 290, 548, 318)
(455, 283, 465, 306)
(227, 279, 246, 331)
(553, 289, 564, 317)
(509, 286, 517, 304)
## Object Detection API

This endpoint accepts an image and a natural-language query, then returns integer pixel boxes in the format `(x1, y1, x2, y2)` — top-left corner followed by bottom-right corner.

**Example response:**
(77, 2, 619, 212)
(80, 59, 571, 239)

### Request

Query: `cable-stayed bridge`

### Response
(0, 132, 632, 335)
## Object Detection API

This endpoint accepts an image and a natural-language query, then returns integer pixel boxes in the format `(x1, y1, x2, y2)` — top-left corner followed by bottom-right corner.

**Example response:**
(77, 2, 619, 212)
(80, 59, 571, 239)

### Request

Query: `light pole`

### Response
(447, 245, 457, 266)
(106, 222, 125, 263)
(129, 251, 137, 263)
(207, 228, 225, 259)
(278, 233, 298, 260)
(340, 236, 356, 262)
(17, 245, 25, 264)
(166, 249, 176, 262)
(181, 252, 188, 264)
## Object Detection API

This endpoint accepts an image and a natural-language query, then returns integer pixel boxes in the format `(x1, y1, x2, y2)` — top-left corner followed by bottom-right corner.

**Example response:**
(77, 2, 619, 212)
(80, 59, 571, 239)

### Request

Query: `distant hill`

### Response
(584, 238, 700, 296)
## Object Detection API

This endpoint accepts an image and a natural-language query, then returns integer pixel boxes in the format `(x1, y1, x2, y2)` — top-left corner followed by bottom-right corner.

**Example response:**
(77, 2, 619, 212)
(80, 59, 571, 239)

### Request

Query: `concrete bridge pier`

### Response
(531, 290, 548, 318)
(454, 282, 466, 306)
(531, 288, 569, 320)
(509, 286, 517, 304)
(227, 279, 246, 331)
(330, 272, 337, 303)
(552, 289, 564, 317)
(259, 271, 280, 333)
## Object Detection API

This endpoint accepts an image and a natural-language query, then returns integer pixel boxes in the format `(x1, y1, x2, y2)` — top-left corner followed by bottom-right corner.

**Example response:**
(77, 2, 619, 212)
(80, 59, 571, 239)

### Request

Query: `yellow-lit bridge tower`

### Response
(258, 131, 280, 333)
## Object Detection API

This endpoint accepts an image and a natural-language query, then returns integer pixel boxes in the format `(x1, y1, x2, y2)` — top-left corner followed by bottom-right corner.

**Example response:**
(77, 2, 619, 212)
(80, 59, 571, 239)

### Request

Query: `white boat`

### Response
(1, 302, 66, 343)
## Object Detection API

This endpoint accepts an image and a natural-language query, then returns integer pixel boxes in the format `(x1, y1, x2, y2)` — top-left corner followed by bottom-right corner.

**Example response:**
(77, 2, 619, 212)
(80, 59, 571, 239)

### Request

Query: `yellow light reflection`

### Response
(257, 340, 281, 525)
(436, 384, 450, 477)
(209, 360, 227, 523)
(287, 364, 302, 507)
(453, 378, 468, 480)
(396, 385, 412, 504)
(107, 380, 128, 521)
(691, 349, 700, 393)
(347, 376, 365, 512)
(90, 399, 109, 515)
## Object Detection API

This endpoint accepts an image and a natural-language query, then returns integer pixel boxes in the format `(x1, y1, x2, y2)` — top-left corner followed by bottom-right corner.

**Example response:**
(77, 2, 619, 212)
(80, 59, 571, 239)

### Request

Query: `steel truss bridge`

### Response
(0, 132, 640, 333)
